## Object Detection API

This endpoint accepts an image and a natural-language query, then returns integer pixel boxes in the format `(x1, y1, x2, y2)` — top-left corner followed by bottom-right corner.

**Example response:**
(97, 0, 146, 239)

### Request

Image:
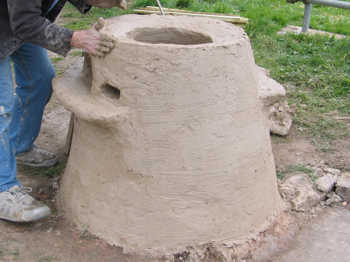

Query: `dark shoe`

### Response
(16, 145, 57, 168)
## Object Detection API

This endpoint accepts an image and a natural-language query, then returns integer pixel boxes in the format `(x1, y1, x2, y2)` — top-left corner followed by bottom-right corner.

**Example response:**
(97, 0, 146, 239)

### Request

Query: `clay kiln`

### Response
(53, 15, 283, 260)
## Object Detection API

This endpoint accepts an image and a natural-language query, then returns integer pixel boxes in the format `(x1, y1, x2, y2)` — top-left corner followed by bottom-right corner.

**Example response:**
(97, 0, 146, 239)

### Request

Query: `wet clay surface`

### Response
(55, 15, 283, 258)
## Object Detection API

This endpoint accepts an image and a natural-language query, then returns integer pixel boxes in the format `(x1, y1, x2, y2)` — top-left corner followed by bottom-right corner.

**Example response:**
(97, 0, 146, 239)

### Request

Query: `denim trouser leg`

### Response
(0, 43, 55, 192)
(0, 57, 19, 192)
(10, 43, 55, 154)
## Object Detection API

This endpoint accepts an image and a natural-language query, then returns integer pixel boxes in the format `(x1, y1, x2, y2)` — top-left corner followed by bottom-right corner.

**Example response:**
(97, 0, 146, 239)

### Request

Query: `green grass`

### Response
(70, 50, 83, 57)
(61, 0, 350, 145)
(50, 57, 64, 63)
(18, 161, 67, 178)
(62, 4, 131, 30)
(0, 247, 20, 259)
(277, 164, 317, 181)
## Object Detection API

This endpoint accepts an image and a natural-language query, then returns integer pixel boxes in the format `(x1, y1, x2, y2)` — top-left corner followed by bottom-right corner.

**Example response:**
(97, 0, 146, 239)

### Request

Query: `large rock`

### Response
(315, 174, 337, 193)
(257, 67, 293, 136)
(268, 101, 293, 136)
(279, 174, 322, 212)
(336, 173, 350, 201)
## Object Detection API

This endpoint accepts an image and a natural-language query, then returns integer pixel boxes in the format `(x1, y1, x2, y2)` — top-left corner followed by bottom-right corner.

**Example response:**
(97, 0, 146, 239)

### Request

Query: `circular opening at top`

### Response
(129, 27, 213, 45)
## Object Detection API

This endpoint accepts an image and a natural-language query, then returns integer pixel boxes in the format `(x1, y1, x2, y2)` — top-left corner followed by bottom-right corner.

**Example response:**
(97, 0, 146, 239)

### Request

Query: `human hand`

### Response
(71, 18, 115, 57)
(87, 0, 127, 10)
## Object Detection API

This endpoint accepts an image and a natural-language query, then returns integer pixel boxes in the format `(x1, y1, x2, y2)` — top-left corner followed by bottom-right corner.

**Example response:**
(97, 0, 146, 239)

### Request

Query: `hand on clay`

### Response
(87, 0, 127, 10)
(71, 18, 115, 58)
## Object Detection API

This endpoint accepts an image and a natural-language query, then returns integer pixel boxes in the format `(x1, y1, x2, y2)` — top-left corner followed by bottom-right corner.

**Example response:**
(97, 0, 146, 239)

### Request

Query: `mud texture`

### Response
(53, 15, 283, 260)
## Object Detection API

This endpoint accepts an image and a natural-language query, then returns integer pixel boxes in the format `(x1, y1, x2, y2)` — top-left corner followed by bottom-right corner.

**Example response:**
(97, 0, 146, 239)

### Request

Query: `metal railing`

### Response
(287, 0, 350, 32)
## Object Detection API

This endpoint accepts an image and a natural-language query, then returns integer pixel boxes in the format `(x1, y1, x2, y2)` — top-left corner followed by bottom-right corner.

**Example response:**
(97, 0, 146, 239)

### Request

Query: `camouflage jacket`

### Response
(0, 0, 91, 59)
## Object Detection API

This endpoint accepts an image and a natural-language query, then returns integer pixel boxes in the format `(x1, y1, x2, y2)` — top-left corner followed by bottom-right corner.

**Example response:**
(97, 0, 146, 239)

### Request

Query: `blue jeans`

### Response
(0, 43, 55, 192)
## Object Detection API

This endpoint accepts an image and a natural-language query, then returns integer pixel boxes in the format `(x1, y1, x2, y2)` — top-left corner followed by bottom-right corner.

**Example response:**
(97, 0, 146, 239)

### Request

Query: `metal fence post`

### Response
(287, 0, 350, 33)
(302, 2, 313, 32)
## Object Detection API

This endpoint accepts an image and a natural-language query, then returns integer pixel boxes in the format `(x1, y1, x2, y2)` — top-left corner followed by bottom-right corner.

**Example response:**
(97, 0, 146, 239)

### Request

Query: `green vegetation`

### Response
(62, 4, 131, 30)
(50, 56, 64, 63)
(18, 161, 67, 178)
(0, 247, 20, 259)
(70, 50, 83, 57)
(277, 164, 317, 181)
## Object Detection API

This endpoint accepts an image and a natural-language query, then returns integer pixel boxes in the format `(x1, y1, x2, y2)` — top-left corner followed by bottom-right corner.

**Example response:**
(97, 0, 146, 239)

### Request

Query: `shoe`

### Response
(16, 145, 58, 168)
(0, 185, 51, 222)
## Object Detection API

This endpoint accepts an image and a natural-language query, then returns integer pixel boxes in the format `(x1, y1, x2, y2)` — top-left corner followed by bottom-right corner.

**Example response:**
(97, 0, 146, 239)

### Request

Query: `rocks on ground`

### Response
(335, 172, 350, 202)
(279, 165, 350, 210)
(257, 66, 294, 136)
(313, 166, 350, 205)
(315, 174, 337, 193)
(279, 173, 322, 212)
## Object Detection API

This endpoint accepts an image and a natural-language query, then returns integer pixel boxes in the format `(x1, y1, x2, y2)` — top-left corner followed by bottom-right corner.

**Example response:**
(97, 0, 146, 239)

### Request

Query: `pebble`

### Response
(335, 173, 350, 201)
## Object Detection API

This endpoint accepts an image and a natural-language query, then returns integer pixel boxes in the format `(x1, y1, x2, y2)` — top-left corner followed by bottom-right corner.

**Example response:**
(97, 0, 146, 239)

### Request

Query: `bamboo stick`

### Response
(133, 6, 248, 25)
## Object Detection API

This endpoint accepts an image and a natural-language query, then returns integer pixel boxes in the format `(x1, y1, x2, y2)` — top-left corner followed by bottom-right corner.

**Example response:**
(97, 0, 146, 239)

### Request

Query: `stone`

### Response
(54, 15, 283, 260)
(313, 167, 325, 178)
(278, 25, 346, 40)
(257, 66, 286, 106)
(336, 173, 350, 201)
(268, 101, 293, 136)
(257, 67, 293, 136)
(315, 174, 337, 193)
(323, 167, 341, 177)
(324, 192, 343, 206)
(279, 174, 322, 212)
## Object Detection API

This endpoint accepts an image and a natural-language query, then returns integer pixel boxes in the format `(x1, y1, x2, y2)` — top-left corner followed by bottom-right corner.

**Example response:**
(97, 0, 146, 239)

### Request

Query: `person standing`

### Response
(0, 0, 126, 222)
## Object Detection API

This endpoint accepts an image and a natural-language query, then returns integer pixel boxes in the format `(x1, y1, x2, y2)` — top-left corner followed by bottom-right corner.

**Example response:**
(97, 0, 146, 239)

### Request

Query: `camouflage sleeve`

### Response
(68, 0, 92, 14)
(7, 0, 73, 56)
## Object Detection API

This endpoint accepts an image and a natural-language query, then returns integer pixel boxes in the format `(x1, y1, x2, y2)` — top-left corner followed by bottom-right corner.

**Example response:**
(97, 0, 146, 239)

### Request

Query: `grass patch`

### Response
(277, 164, 318, 181)
(18, 161, 67, 178)
(0, 247, 20, 259)
(62, 4, 131, 30)
(285, 164, 314, 174)
(50, 57, 64, 63)
(70, 50, 83, 57)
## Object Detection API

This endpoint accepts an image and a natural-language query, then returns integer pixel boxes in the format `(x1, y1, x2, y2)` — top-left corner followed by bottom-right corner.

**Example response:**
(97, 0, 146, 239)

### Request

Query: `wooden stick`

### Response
(65, 113, 75, 156)
(133, 6, 248, 25)
(155, 0, 166, 15)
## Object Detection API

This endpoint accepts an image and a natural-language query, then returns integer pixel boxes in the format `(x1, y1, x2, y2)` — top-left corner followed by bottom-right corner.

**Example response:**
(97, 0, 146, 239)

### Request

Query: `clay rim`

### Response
(100, 15, 243, 49)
